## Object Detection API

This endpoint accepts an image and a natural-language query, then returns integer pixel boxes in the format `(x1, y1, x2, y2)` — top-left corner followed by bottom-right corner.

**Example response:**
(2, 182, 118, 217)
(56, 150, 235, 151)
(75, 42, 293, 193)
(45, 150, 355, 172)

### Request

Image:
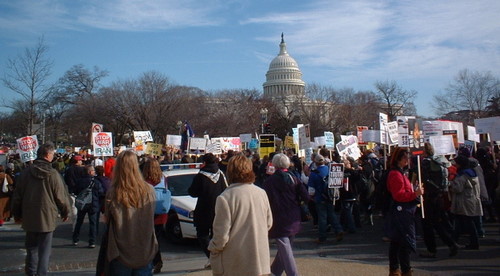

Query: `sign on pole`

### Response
(166, 135, 182, 148)
(298, 124, 311, 150)
(17, 135, 39, 163)
(259, 134, 275, 158)
(134, 131, 153, 153)
(379, 113, 388, 145)
(189, 137, 207, 152)
(92, 132, 113, 156)
(356, 126, 368, 146)
(145, 142, 163, 156)
(324, 131, 335, 149)
(328, 163, 344, 188)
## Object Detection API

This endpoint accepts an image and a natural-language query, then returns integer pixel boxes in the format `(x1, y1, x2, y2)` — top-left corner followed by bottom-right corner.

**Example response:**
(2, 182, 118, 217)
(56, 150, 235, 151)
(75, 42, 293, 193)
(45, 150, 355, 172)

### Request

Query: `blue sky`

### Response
(1, 0, 499, 117)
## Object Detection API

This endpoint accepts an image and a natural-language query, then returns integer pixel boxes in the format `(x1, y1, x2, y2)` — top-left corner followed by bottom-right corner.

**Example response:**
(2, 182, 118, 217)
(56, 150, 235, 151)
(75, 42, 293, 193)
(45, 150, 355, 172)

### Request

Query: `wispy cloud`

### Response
(245, 0, 500, 81)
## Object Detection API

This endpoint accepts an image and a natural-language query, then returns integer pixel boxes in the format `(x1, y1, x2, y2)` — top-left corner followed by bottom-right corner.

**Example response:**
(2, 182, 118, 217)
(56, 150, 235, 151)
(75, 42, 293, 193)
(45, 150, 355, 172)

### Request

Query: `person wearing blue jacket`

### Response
(308, 154, 344, 243)
(72, 165, 104, 248)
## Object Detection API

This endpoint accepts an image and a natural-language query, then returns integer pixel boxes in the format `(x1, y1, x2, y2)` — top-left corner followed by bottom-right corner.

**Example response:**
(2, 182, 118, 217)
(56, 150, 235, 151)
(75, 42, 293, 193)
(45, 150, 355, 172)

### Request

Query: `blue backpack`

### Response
(154, 177, 171, 215)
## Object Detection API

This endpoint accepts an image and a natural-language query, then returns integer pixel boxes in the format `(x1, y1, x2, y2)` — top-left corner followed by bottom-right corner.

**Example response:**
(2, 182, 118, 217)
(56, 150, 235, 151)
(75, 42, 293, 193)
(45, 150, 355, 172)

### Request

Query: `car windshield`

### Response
(167, 174, 196, 196)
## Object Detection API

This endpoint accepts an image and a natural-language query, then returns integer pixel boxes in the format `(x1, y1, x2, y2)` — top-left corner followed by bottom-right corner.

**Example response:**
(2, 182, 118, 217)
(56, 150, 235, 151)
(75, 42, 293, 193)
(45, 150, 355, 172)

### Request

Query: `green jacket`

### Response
(12, 159, 71, 232)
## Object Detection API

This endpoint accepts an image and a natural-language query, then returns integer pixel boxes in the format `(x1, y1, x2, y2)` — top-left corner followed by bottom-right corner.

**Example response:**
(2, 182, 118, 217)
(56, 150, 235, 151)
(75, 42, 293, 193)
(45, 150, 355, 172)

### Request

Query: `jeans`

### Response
(341, 200, 356, 233)
(389, 240, 411, 273)
(72, 209, 97, 245)
(109, 259, 153, 276)
(25, 231, 53, 276)
(271, 236, 298, 276)
(316, 201, 343, 241)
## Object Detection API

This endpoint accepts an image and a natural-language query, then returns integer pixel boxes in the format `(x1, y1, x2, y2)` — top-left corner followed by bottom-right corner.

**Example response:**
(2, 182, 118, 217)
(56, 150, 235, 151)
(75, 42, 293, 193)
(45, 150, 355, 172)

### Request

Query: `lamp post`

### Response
(260, 108, 268, 134)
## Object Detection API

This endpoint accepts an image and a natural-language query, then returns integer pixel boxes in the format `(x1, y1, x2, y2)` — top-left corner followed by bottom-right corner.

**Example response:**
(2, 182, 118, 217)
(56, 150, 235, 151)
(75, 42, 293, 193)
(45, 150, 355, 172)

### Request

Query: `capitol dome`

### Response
(263, 34, 305, 99)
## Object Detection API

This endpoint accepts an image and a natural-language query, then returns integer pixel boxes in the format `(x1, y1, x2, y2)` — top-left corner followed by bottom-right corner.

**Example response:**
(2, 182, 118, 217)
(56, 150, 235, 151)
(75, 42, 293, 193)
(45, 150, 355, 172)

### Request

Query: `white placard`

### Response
(239, 133, 252, 143)
(189, 137, 207, 151)
(439, 121, 465, 144)
(335, 135, 361, 161)
(17, 135, 39, 162)
(429, 135, 456, 156)
(423, 121, 443, 138)
(379, 113, 388, 145)
(324, 131, 335, 149)
(386, 121, 398, 144)
(92, 132, 114, 156)
(467, 126, 480, 143)
(314, 136, 326, 147)
(362, 130, 381, 143)
(134, 131, 153, 143)
(206, 142, 222, 155)
(166, 135, 182, 147)
(475, 116, 500, 140)
(298, 124, 310, 150)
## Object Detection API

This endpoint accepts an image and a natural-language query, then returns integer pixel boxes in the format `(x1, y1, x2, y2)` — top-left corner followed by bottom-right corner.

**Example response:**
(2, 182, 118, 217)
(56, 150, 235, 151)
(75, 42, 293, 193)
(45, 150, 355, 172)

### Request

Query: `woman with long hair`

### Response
(105, 151, 157, 275)
(387, 147, 424, 276)
(208, 154, 273, 276)
(142, 157, 168, 274)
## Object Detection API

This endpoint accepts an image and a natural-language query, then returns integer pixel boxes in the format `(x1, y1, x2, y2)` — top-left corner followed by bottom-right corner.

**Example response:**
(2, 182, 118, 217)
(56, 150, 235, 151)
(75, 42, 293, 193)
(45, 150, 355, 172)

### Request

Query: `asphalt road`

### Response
(1, 214, 499, 275)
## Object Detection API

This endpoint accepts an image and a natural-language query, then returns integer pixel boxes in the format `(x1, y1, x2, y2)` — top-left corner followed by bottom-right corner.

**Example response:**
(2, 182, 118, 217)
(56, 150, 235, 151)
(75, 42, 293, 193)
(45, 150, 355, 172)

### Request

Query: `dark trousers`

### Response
(453, 214, 479, 247)
(153, 224, 163, 266)
(389, 240, 411, 273)
(25, 231, 53, 276)
(422, 196, 456, 252)
(72, 209, 97, 244)
(196, 226, 212, 258)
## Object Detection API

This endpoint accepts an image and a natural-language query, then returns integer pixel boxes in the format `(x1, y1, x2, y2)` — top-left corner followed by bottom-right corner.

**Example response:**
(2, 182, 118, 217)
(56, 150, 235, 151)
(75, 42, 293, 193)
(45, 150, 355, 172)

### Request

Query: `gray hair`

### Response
(272, 153, 290, 169)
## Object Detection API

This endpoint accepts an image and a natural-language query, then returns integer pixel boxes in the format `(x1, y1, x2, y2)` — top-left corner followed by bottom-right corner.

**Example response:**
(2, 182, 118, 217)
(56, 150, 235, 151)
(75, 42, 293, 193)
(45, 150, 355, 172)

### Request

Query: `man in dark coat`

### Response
(188, 153, 227, 262)
(72, 165, 104, 248)
(12, 143, 71, 276)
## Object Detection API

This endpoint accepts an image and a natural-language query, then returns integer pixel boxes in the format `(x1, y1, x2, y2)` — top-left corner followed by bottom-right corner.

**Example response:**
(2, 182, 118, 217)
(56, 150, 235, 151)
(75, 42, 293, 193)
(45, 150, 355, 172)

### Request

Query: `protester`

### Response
(94, 165, 111, 236)
(142, 157, 168, 274)
(188, 153, 228, 268)
(0, 165, 14, 226)
(208, 154, 273, 276)
(11, 143, 71, 276)
(263, 153, 309, 276)
(419, 143, 458, 258)
(104, 150, 157, 274)
(475, 147, 498, 223)
(386, 147, 423, 276)
(450, 155, 483, 250)
(308, 154, 344, 243)
(64, 154, 85, 194)
(340, 157, 362, 233)
(72, 165, 104, 248)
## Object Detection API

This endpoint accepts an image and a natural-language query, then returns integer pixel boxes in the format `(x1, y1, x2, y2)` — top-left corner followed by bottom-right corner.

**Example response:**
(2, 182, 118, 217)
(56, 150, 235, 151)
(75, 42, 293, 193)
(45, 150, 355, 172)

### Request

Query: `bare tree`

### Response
(433, 69, 500, 118)
(2, 37, 53, 135)
(375, 80, 417, 121)
(52, 64, 108, 105)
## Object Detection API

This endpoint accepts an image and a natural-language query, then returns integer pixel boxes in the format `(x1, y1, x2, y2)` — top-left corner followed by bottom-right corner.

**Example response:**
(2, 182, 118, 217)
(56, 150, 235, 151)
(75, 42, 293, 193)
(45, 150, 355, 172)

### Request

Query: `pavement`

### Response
(1, 215, 499, 276)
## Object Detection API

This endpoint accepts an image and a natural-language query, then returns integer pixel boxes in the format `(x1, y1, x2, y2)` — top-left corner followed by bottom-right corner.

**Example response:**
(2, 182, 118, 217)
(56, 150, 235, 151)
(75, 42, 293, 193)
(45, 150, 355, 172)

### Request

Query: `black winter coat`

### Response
(74, 175, 104, 214)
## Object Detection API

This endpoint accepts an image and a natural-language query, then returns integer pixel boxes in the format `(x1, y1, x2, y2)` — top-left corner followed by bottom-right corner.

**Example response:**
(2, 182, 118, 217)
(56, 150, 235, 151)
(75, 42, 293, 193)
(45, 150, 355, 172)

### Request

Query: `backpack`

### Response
(154, 177, 172, 215)
(425, 157, 449, 191)
(75, 179, 95, 211)
(312, 169, 334, 202)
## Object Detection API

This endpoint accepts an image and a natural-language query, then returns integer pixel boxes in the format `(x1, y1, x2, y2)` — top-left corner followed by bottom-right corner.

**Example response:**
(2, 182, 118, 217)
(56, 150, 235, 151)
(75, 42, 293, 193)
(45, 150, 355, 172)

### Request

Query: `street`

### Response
(1, 215, 499, 275)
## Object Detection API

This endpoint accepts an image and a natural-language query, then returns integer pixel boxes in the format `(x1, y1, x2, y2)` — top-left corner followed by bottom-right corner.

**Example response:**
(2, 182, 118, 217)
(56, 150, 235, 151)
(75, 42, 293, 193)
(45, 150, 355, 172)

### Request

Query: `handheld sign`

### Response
(93, 132, 113, 156)
(17, 135, 39, 163)
(328, 163, 344, 188)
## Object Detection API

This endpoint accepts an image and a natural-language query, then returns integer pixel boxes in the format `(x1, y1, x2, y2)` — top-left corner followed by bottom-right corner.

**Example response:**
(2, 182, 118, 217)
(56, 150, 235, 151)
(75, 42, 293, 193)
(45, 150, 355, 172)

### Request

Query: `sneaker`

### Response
(88, 244, 95, 248)
(72, 242, 78, 246)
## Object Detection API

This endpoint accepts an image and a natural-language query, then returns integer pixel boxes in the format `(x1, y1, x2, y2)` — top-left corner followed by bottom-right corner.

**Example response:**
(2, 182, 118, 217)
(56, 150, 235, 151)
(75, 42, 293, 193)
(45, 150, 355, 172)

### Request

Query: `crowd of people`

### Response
(1, 141, 499, 276)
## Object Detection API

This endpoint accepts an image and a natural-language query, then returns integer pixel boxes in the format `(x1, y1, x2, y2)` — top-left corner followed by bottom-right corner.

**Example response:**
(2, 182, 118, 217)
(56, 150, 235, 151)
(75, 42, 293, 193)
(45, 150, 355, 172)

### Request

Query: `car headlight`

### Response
(188, 211, 194, 219)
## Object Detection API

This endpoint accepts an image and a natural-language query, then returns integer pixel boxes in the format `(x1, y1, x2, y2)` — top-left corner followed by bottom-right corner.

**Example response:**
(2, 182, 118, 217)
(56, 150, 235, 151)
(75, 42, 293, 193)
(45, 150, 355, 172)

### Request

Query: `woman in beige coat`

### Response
(208, 154, 273, 276)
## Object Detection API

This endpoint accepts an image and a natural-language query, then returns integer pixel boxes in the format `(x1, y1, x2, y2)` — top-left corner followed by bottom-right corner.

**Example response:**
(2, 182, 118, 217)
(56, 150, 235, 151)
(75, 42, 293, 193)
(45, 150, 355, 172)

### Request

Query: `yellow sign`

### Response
(145, 142, 163, 156)
(259, 134, 275, 158)
(284, 136, 295, 149)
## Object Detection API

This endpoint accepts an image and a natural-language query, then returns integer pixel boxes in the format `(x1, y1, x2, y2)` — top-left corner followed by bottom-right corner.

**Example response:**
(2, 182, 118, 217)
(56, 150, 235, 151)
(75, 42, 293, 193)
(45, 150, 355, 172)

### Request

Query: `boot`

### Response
(389, 269, 402, 276)
(402, 269, 413, 276)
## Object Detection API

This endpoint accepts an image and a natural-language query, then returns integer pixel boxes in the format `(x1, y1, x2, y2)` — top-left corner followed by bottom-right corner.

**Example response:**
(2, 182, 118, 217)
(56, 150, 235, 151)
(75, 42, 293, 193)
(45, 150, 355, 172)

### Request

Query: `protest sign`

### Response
(166, 135, 182, 148)
(134, 131, 153, 152)
(335, 135, 361, 161)
(314, 136, 326, 147)
(422, 121, 443, 139)
(324, 131, 335, 149)
(284, 136, 295, 149)
(298, 124, 310, 150)
(92, 132, 113, 156)
(397, 116, 412, 147)
(475, 116, 500, 141)
(239, 134, 252, 144)
(362, 130, 381, 143)
(249, 138, 259, 149)
(467, 126, 480, 143)
(357, 126, 368, 145)
(443, 130, 459, 149)
(439, 121, 465, 144)
(328, 163, 344, 188)
(259, 134, 275, 158)
(189, 137, 207, 152)
(386, 121, 398, 144)
(429, 135, 455, 155)
(17, 135, 39, 162)
(145, 142, 163, 156)
(206, 141, 222, 155)
(379, 113, 388, 145)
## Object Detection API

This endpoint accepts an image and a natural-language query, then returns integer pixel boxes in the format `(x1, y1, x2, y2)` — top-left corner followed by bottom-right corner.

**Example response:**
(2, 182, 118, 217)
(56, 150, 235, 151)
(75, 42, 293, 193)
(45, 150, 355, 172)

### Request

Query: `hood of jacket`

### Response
(199, 163, 224, 184)
(29, 159, 53, 180)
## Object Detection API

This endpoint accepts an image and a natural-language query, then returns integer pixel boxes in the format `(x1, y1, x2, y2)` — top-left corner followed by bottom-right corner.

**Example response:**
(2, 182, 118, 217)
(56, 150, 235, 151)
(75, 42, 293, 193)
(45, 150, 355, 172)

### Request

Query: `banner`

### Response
(17, 135, 39, 163)
(259, 134, 275, 158)
(145, 142, 163, 156)
(328, 163, 344, 188)
(166, 135, 182, 148)
(92, 132, 113, 156)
